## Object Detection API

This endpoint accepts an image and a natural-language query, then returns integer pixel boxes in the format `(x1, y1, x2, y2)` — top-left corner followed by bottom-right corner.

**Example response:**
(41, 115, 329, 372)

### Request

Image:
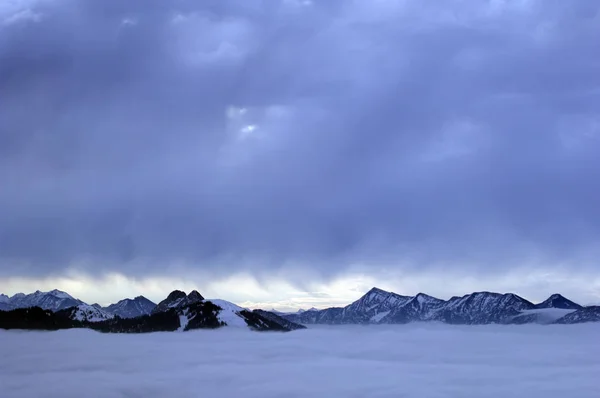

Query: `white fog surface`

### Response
(1, 324, 599, 398)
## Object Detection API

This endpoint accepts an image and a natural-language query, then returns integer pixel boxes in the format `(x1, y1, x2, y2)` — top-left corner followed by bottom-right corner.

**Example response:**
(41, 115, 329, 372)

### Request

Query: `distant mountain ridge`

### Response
(282, 287, 596, 326)
(1, 287, 598, 329)
(0, 290, 157, 319)
(554, 306, 600, 324)
(0, 289, 305, 333)
(104, 296, 156, 318)
(0, 289, 83, 312)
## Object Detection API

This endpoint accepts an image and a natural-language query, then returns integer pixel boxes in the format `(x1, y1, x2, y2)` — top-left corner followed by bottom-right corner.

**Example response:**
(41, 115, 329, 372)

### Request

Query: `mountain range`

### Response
(0, 289, 83, 312)
(281, 287, 598, 326)
(0, 289, 305, 332)
(0, 290, 155, 319)
(1, 287, 599, 333)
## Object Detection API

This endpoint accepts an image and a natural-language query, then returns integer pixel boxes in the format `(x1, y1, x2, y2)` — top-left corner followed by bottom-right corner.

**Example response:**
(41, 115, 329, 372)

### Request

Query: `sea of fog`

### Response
(1, 324, 599, 398)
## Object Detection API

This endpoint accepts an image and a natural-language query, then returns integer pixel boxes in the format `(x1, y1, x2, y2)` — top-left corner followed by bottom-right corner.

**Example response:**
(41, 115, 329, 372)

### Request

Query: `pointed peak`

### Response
(47, 289, 74, 299)
(415, 292, 434, 298)
(536, 293, 582, 310)
(187, 290, 204, 302)
(113, 298, 132, 305)
(412, 293, 443, 305)
(365, 287, 390, 296)
(503, 292, 532, 302)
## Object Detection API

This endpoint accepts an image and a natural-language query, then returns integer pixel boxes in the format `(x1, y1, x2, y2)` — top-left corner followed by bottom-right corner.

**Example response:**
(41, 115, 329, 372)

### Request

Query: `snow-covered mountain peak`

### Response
(104, 296, 156, 318)
(199, 299, 247, 328)
(47, 289, 74, 299)
(363, 287, 390, 301)
(30, 289, 74, 299)
(0, 294, 9, 303)
(63, 304, 114, 323)
(357, 287, 413, 309)
(413, 293, 444, 307)
(4, 290, 83, 311)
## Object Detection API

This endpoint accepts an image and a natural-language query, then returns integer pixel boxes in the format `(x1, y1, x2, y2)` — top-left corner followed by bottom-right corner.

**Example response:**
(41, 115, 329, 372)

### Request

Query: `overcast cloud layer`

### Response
(1, 0, 599, 286)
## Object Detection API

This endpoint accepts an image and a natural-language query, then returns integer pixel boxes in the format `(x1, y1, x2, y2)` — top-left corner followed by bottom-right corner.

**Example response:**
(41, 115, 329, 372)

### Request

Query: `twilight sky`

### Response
(1, 0, 599, 309)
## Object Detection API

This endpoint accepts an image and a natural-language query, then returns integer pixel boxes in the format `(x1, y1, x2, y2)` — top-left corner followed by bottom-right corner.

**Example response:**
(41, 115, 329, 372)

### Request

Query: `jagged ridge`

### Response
(283, 287, 591, 325)
(0, 290, 306, 333)
(1, 290, 83, 312)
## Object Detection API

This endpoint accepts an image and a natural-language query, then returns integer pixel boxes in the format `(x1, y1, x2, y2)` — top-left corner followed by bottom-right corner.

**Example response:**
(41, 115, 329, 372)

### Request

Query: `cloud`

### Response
(1, 0, 599, 283)
(1, 326, 598, 397)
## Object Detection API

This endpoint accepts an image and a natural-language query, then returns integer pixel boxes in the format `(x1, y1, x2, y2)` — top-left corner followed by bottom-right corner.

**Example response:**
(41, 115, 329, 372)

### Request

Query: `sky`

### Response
(1, 0, 599, 310)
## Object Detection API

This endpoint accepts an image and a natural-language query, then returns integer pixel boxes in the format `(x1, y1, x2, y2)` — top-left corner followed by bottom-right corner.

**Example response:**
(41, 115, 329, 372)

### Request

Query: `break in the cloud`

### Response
(1, 0, 599, 301)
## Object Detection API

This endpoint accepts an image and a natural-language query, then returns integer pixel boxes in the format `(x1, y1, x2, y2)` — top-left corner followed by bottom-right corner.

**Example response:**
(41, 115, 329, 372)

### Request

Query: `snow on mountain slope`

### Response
(5, 290, 83, 311)
(370, 310, 390, 322)
(282, 288, 584, 326)
(47, 289, 73, 300)
(152, 290, 204, 314)
(64, 304, 115, 322)
(509, 308, 575, 324)
(380, 293, 446, 323)
(207, 299, 249, 328)
(105, 296, 156, 318)
(555, 306, 600, 324)
(178, 312, 189, 332)
(343, 288, 413, 323)
(296, 307, 319, 313)
(287, 287, 414, 325)
(348, 287, 412, 315)
(0, 294, 13, 311)
(432, 292, 535, 324)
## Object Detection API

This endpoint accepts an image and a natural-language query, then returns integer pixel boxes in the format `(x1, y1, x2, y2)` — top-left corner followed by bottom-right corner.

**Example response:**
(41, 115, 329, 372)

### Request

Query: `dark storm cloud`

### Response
(1, 0, 599, 278)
